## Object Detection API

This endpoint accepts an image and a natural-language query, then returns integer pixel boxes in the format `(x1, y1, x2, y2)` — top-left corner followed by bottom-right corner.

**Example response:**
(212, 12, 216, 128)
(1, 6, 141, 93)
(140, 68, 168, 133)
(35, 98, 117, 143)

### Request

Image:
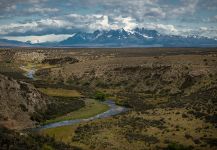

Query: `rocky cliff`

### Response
(0, 74, 48, 130)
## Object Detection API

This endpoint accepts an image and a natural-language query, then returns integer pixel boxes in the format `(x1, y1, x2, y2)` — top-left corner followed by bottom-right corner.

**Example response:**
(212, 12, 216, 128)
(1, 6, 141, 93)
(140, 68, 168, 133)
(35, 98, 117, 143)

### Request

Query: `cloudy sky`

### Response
(0, 0, 217, 43)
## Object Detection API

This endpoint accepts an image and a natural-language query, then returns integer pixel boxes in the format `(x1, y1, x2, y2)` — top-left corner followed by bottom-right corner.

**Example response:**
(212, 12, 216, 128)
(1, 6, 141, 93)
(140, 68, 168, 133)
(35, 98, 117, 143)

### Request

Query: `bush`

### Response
(115, 99, 130, 107)
(30, 97, 85, 122)
(165, 143, 193, 150)
(94, 91, 106, 101)
(42, 144, 54, 150)
(0, 126, 75, 150)
(5, 60, 11, 63)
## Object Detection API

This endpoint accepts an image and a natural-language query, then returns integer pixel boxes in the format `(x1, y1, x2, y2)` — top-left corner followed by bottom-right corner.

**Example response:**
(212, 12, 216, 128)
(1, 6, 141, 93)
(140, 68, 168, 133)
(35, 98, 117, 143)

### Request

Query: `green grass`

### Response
(165, 143, 193, 150)
(41, 125, 76, 143)
(40, 125, 88, 149)
(94, 91, 106, 101)
(45, 99, 109, 124)
(38, 88, 82, 97)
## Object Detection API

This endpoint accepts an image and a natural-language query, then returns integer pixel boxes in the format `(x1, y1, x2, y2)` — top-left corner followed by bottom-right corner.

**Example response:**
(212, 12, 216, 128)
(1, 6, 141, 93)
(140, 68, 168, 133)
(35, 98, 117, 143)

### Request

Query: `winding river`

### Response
(22, 66, 128, 130)
(20, 66, 36, 80)
(37, 100, 127, 130)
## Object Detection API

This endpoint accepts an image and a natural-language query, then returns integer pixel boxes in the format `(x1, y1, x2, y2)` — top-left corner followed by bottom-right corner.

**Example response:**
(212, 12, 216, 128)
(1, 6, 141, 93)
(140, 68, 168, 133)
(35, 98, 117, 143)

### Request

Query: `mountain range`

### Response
(1, 28, 217, 47)
(0, 39, 30, 47)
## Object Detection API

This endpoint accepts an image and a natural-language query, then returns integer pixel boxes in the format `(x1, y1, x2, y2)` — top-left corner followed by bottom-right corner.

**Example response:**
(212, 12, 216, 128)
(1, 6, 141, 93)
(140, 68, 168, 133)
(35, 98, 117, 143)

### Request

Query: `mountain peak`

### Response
(1, 28, 217, 47)
(59, 28, 217, 47)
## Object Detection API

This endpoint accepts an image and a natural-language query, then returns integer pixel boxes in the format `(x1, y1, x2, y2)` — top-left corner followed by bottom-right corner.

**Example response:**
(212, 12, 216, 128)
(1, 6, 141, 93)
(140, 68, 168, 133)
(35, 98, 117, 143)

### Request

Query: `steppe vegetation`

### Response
(0, 48, 217, 150)
(38, 88, 82, 97)
(44, 99, 109, 124)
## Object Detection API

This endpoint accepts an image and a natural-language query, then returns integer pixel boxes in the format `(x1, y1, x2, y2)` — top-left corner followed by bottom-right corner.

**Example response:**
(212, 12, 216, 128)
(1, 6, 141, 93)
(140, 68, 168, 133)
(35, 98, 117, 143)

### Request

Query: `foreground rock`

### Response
(0, 74, 48, 130)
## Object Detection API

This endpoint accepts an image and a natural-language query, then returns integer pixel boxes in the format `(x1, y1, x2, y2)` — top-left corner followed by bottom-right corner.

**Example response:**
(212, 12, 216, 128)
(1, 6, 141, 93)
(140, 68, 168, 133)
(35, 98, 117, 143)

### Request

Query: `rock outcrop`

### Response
(0, 74, 48, 130)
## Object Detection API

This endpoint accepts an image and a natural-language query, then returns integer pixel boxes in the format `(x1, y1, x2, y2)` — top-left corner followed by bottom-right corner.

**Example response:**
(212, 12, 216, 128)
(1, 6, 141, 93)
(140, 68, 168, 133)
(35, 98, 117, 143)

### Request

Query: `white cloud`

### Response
(198, 27, 217, 38)
(0, 22, 38, 34)
(114, 17, 137, 31)
(29, 0, 48, 3)
(89, 15, 120, 30)
(141, 23, 178, 34)
(200, 27, 208, 31)
(38, 19, 70, 28)
(169, 0, 198, 17)
(0, 19, 71, 35)
(0, 10, 216, 39)
(5, 5, 16, 11)
(27, 7, 59, 13)
(67, 14, 137, 31)
(144, 7, 166, 18)
(3, 34, 73, 44)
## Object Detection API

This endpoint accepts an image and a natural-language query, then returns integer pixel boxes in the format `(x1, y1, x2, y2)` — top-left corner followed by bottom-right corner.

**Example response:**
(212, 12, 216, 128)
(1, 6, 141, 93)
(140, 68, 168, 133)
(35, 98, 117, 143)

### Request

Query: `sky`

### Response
(0, 0, 217, 43)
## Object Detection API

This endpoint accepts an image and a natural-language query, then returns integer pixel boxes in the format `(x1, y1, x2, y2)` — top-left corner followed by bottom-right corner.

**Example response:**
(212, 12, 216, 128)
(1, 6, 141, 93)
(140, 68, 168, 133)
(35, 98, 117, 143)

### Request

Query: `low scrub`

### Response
(30, 97, 85, 123)
(94, 91, 106, 101)
(165, 143, 193, 150)
(0, 126, 76, 150)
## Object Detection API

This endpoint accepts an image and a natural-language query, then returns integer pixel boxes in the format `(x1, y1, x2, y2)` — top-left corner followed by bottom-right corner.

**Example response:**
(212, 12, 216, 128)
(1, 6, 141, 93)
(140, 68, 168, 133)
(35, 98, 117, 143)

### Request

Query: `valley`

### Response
(0, 47, 217, 150)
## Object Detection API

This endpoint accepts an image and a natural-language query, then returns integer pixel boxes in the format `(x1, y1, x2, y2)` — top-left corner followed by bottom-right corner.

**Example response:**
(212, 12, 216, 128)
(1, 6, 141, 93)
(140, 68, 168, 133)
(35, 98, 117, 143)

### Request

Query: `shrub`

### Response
(42, 144, 53, 150)
(0, 126, 75, 150)
(30, 97, 85, 123)
(94, 91, 106, 101)
(165, 143, 193, 150)
(115, 99, 130, 107)
(5, 60, 11, 63)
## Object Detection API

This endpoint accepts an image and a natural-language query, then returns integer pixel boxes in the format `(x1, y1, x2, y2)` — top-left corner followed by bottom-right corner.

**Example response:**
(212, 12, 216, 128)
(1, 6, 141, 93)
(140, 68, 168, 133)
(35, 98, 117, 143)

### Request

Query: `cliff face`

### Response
(0, 74, 48, 130)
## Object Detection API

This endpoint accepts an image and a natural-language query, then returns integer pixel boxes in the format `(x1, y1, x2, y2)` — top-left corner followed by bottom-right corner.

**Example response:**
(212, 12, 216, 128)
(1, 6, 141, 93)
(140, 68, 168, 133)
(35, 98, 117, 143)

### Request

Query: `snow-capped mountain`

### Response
(59, 28, 217, 47)
(1, 28, 217, 47)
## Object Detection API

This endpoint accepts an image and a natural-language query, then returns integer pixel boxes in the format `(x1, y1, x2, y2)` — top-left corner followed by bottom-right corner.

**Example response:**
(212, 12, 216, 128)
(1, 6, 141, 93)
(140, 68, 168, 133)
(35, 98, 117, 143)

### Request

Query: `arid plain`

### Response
(0, 48, 217, 150)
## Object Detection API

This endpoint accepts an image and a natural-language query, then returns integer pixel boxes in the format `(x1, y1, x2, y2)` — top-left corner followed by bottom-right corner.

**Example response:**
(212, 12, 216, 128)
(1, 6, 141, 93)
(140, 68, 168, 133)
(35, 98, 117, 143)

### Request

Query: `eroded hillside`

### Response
(0, 74, 48, 130)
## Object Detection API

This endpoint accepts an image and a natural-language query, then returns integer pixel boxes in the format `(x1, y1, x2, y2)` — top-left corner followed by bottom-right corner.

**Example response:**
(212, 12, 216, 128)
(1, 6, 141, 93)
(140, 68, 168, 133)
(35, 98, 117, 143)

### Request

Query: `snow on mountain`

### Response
(1, 28, 217, 47)
(59, 28, 217, 47)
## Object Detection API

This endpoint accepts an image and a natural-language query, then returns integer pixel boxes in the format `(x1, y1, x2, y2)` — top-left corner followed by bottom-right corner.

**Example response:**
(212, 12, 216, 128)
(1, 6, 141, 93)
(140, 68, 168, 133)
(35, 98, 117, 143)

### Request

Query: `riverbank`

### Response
(37, 100, 127, 130)
(43, 99, 110, 125)
(20, 63, 55, 80)
(20, 64, 127, 131)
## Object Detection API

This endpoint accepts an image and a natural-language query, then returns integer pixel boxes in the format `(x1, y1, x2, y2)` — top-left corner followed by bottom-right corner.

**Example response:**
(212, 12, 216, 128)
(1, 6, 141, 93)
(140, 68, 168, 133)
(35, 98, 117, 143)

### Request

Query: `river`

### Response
(20, 66, 36, 80)
(22, 66, 128, 130)
(37, 100, 127, 130)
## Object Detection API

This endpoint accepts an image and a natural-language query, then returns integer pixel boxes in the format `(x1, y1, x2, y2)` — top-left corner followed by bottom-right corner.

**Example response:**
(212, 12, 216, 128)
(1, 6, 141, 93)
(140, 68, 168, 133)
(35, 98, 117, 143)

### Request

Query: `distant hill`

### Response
(0, 39, 30, 47)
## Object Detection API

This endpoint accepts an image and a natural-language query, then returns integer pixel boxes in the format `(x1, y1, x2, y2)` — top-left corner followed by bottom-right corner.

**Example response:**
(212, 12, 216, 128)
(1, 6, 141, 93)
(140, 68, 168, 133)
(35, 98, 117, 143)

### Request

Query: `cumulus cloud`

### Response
(140, 23, 178, 34)
(88, 15, 117, 30)
(198, 27, 217, 38)
(197, 0, 217, 10)
(0, 0, 55, 18)
(26, 7, 59, 13)
(0, 19, 71, 35)
(0, 0, 46, 11)
(171, 0, 198, 16)
(0, 0, 216, 39)
(0, 14, 138, 35)
(3, 34, 73, 44)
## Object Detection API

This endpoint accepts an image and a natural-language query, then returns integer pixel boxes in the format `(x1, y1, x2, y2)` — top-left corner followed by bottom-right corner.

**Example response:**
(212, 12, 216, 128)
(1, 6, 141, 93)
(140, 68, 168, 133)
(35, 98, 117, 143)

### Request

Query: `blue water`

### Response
(36, 100, 127, 130)
(26, 69, 35, 79)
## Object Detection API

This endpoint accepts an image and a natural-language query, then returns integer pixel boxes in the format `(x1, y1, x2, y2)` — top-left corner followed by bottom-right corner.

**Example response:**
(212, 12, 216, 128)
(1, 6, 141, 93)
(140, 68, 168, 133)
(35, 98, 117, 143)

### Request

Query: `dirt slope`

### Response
(0, 74, 48, 130)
